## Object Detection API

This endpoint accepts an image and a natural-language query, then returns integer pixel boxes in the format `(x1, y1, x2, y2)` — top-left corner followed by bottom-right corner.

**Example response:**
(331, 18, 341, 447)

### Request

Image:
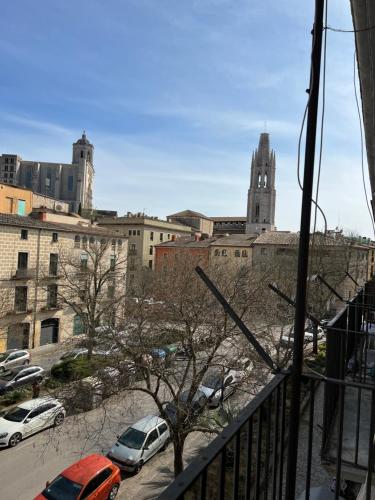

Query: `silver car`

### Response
(108, 415, 170, 473)
(0, 350, 30, 373)
(0, 365, 45, 395)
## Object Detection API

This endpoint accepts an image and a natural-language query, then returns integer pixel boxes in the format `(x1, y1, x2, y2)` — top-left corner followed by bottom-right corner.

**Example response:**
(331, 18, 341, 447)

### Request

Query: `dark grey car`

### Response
(0, 365, 45, 395)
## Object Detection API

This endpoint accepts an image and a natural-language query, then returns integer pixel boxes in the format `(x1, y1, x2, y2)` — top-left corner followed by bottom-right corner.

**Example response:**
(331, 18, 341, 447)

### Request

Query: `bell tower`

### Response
(72, 131, 94, 210)
(246, 133, 276, 234)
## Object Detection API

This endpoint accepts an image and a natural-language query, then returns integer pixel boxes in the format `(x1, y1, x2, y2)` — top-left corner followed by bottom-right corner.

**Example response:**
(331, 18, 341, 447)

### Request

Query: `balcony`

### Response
(158, 279, 375, 499)
(11, 268, 36, 280)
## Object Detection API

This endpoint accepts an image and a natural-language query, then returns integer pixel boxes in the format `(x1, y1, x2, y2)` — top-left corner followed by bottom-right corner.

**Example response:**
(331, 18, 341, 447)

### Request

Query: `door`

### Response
(79, 468, 113, 499)
(143, 429, 160, 462)
(40, 319, 59, 346)
(5, 351, 25, 369)
(22, 406, 45, 436)
(157, 422, 169, 447)
(7, 324, 30, 350)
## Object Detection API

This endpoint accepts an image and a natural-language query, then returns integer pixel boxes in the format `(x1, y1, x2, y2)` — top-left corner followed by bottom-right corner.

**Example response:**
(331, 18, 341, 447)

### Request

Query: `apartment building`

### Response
(0, 214, 127, 351)
(98, 213, 192, 294)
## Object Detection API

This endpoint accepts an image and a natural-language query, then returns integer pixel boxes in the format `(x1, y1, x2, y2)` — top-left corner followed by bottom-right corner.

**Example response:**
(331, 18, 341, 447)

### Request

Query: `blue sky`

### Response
(0, 0, 372, 236)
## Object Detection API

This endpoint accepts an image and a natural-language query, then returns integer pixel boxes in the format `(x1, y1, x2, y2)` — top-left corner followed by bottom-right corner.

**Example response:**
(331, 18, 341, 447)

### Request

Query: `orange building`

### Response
(0, 183, 33, 216)
(154, 235, 214, 272)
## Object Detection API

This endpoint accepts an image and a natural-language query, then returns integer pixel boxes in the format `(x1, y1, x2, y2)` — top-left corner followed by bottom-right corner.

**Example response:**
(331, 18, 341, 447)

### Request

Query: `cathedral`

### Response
(0, 132, 94, 213)
(212, 132, 277, 235)
(246, 132, 276, 233)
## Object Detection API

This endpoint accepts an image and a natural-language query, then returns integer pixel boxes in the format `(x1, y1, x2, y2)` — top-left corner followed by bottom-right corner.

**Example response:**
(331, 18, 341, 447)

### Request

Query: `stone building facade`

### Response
(0, 214, 127, 352)
(167, 210, 214, 236)
(0, 133, 94, 213)
(98, 213, 192, 295)
(246, 133, 276, 234)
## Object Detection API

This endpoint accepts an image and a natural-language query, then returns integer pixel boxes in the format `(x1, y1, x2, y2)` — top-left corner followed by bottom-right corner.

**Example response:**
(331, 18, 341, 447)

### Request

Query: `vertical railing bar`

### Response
(272, 384, 281, 500)
(255, 406, 263, 499)
(305, 379, 315, 500)
(200, 468, 207, 500)
(366, 389, 375, 500)
(278, 379, 287, 500)
(232, 428, 241, 500)
(219, 446, 226, 500)
(355, 387, 362, 465)
(264, 394, 272, 499)
(246, 416, 253, 500)
(334, 384, 345, 500)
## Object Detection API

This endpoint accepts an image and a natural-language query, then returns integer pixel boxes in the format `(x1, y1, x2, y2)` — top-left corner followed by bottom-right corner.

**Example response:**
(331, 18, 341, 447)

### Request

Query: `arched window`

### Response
(74, 235, 80, 248)
(264, 173, 268, 188)
(257, 172, 262, 188)
(82, 236, 87, 249)
(255, 203, 260, 217)
(80, 150, 84, 158)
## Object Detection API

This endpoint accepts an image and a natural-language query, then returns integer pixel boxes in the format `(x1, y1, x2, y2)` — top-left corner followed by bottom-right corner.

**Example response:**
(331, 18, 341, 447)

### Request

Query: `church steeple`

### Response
(246, 133, 276, 234)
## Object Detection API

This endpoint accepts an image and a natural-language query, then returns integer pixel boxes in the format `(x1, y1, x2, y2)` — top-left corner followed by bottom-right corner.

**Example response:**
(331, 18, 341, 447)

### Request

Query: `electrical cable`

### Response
(353, 51, 375, 239)
(325, 24, 375, 34)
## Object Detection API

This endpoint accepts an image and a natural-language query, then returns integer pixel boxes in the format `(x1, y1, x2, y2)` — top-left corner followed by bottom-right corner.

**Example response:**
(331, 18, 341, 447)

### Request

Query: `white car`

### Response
(280, 326, 324, 347)
(199, 369, 239, 407)
(0, 396, 65, 448)
(108, 415, 170, 473)
(0, 349, 30, 373)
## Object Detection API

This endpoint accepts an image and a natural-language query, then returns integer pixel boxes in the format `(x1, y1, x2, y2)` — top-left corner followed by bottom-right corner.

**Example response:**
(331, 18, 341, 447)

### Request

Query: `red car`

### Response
(34, 454, 121, 499)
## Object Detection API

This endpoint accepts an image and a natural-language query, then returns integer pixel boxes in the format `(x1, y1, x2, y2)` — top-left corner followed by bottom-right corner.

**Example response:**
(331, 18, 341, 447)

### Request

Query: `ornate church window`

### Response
(257, 172, 262, 188)
(264, 173, 268, 188)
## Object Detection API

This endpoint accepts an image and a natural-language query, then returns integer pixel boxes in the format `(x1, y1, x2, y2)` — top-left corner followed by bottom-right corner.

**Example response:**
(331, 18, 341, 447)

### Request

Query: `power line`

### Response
(325, 24, 375, 34)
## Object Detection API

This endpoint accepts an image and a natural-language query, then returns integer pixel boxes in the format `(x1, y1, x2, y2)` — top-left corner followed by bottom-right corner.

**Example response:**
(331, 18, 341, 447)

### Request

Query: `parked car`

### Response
(0, 349, 30, 373)
(163, 389, 208, 426)
(198, 369, 238, 407)
(0, 396, 65, 448)
(107, 415, 170, 473)
(35, 454, 120, 500)
(280, 326, 324, 347)
(0, 365, 45, 395)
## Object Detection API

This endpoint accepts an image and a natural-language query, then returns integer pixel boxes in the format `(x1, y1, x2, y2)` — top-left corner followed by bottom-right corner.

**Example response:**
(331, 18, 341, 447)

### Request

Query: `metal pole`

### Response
(284, 1, 325, 498)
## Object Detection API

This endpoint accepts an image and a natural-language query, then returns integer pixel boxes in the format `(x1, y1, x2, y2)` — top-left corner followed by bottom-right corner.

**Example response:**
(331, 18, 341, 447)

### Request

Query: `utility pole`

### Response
(284, 1, 325, 498)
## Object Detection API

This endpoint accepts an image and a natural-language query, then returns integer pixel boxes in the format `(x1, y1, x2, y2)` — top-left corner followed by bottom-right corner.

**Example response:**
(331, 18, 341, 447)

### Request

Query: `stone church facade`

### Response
(246, 132, 276, 234)
(0, 132, 94, 213)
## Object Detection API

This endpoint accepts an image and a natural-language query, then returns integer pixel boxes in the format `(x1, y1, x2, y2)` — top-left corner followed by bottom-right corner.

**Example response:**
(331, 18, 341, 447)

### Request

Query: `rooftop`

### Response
(155, 236, 216, 248)
(167, 210, 212, 220)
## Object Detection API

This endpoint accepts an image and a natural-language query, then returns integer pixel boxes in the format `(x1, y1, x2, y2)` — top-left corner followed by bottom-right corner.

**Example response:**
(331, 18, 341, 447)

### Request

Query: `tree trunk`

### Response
(173, 437, 185, 477)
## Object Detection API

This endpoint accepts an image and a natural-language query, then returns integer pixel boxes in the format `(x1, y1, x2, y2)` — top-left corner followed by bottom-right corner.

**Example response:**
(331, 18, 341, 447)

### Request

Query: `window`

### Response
(4, 165, 8, 172)
(222, 249, 227, 257)
(74, 235, 80, 248)
(261, 248, 267, 256)
(89, 237, 95, 247)
(73, 314, 85, 336)
(255, 203, 260, 218)
(257, 172, 261, 188)
(82, 236, 87, 249)
(80, 253, 88, 270)
(145, 429, 158, 447)
(67, 175, 74, 192)
(132, 230, 137, 236)
(47, 285, 58, 308)
(52, 232, 58, 243)
(167, 234, 170, 240)
(149, 246, 153, 256)
(45, 169, 51, 188)
(18, 252, 28, 269)
(131, 243, 136, 251)
(150, 232, 154, 241)
(137, 230, 140, 236)
(128, 230, 132, 235)
(117, 239, 122, 249)
(21, 229, 28, 240)
(264, 173, 268, 188)
(214, 249, 220, 256)
(6, 197, 13, 212)
(9, 173, 13, 179)
(49, 254, 58, 276)
(149, 260, 153, 269)
(111, 239, 116, 249)
(80, 150, 84, 158)
(107, 282, 115, 298)
(81, 468, 113, 499)
(242, 250, 248, 257)
(235, 250, 240, 257)
(110, 254, 116, 271)
(158, 423, 168, 435)
(9, 165, 14, 172)
(26, 171, 32, 188)
(15, 286, 27, 312)
(160, 233, 163, 242)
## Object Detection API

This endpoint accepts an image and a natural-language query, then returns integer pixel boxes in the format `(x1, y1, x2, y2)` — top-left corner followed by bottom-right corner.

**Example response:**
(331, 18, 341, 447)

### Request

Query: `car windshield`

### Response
(41, 475, 83, 500)
(3, 407, 29, 422)
(202, 374, 221, 389)
(0, 352, 9, 362)
(118, 427, 146, 449)
(0, 371, 16, 381)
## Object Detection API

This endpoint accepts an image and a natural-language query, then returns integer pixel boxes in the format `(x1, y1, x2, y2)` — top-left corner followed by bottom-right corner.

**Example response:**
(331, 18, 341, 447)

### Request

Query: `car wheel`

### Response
(160, 438, 170, 451)
(23, 360, 30, 366)
(135, 461, 143, 474)
(108, 483, 119, 499)
(9, 433, 22, 447)
(54, 413, 64, 427)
